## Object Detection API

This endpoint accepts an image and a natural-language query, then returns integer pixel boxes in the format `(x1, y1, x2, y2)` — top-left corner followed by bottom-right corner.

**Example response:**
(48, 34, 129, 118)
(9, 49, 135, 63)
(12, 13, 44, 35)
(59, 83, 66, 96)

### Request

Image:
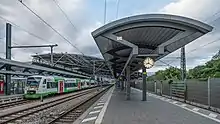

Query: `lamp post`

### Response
(142, 57, 154, 101)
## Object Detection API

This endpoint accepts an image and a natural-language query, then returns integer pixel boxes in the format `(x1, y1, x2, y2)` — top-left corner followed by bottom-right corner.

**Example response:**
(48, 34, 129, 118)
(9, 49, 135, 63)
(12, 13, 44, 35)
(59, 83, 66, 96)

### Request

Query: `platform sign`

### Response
(58, 80, 64, 93)
(0, 80, 4, 94)
(117, 36, 122, 41)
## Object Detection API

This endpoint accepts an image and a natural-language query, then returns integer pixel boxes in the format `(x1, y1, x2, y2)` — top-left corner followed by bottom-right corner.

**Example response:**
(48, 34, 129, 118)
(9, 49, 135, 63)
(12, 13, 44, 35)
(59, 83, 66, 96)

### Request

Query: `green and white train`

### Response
(24, 75, 97, 99)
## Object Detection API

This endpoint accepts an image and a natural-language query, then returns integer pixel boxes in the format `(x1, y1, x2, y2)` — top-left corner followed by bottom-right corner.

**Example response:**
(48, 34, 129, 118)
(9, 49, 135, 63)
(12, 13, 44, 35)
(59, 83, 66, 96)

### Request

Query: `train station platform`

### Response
(79, 86, 220, 124)
(0, 94, 24, 103)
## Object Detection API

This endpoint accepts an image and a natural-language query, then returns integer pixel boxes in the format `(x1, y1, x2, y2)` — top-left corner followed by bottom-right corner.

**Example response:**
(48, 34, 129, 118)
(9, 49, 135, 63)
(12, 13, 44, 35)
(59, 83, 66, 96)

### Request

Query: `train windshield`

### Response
(27, 77, 42, 87)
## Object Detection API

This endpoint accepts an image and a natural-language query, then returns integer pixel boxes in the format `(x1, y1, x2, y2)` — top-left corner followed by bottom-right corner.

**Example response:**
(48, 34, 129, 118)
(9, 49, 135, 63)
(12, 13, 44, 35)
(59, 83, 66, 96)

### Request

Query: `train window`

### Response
(65, 83, 77, 88)
(65, 83, 70, 88)
(73, 83, 77, 87)
(47, 82, 56, 88)
(47, 82, 51, 88)
(54, 82, 57, 88)
(27, 77, 41, 86)
(43, 79, 46, 84)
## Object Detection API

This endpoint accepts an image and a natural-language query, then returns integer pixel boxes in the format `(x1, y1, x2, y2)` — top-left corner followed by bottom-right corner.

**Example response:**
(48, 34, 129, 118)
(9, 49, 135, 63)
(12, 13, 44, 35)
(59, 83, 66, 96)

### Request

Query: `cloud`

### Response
(0, 0, 103, 62)
(0, 0, 219, 74)
(146, 0, 220, 72)
(160, 0, 220, 21)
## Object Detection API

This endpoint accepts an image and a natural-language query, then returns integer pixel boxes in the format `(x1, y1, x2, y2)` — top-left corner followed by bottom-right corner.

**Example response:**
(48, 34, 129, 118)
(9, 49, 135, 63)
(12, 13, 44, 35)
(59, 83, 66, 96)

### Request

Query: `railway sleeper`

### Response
(57, 118, 74, 122)
(0, 119, 8, 123)
(11, 114, 21, 117)
(62, 116, 74, 119)
(55, 122, 70, 124)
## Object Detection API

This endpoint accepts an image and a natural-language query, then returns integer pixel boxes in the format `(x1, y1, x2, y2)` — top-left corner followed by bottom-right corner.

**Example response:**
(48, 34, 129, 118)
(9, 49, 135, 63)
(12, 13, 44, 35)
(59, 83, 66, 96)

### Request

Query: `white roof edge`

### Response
(92, 14, 213, 37)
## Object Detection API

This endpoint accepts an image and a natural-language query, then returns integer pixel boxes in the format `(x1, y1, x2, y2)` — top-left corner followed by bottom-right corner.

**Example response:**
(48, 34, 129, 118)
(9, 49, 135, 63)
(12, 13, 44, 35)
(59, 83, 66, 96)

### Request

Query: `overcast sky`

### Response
(0, 0, 220, 72)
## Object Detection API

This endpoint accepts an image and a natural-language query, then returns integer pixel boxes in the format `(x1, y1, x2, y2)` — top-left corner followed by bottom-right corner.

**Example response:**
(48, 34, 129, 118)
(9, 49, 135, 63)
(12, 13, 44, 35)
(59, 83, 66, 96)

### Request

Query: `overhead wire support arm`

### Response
(10, 44, 58, 65)
(17, 0, 93, 66)
(10, 44, 58, 48)
(17, 0, 89, 63)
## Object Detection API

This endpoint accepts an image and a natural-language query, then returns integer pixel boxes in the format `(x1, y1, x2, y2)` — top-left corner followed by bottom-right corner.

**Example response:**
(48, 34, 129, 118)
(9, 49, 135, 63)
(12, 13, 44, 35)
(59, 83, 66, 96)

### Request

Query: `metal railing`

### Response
(132, 78, 220, 113)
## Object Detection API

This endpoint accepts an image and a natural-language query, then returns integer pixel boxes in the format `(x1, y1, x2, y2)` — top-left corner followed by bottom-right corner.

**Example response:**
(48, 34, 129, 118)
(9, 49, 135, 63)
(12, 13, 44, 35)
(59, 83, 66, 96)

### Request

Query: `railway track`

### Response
(0, 87, 101, 124)
(0, 99, 34, 110)
(0, 87, 99, 111)
(47, 86, 111, 124)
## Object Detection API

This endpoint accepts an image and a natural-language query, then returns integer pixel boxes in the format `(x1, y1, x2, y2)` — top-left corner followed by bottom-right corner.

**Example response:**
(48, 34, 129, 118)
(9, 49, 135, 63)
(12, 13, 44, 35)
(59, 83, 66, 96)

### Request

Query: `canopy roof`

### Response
(92, 14, 213, 77)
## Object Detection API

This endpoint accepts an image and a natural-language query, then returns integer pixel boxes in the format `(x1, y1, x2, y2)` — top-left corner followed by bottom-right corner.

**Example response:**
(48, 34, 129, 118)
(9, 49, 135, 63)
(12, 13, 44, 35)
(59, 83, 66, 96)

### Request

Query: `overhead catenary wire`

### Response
(52, 0, 78, 32)
(204, 9, 220, 23)
(104, 0, 107, 24)
(187, 37, 220, 54)
(158, 60, 179, 69)
(184, 9, 220, 52)
(115, 0, 120, 19)
(179, 14, 220, 55)
(18, 0, 84, 56)
(0, 15, 52, 44)
(161, 35, 220, 69)
(17, 0, 91, 64)
(159, 10, 220, 67)
(52, 0, 95, 65)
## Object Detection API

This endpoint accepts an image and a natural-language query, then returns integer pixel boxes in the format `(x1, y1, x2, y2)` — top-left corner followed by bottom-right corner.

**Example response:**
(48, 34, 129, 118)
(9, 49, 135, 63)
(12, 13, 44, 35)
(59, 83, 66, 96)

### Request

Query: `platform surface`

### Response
(100, 88, 220, 124)
(0, 94, 23, 99)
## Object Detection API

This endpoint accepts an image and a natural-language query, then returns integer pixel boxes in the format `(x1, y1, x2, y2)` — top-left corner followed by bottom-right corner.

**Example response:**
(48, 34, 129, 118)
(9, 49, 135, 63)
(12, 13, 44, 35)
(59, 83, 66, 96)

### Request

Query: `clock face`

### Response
(143, 57, 154, 69)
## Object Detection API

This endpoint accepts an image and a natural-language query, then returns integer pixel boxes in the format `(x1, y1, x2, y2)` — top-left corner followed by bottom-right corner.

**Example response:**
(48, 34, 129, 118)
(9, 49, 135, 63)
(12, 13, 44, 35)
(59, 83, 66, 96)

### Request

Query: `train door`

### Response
(58, 80, 64, 93)
(78, 82, 81, 89)
(0, 80, 4, 94)
(77, 79, 81, 89)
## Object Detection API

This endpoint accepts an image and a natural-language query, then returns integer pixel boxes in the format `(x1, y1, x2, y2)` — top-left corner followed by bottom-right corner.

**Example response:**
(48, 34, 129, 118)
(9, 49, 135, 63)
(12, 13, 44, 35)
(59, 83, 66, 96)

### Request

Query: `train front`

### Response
(24, 76, 42, 99)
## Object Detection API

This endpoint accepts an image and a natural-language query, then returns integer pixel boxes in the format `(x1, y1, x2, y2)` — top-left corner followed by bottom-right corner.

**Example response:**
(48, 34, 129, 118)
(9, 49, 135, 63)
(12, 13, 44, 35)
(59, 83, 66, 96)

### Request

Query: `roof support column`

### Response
(121, 48, 138, 76)
(50, 46, 54, 66)
(126, 65, 130, 100)
(121, 75, 124, 91)
(142, 66, 147, 101)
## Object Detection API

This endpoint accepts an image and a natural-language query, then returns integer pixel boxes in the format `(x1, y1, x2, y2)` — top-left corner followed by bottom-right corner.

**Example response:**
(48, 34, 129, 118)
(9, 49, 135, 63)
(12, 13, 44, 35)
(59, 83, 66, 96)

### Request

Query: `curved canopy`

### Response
(92, 14, 213, 77)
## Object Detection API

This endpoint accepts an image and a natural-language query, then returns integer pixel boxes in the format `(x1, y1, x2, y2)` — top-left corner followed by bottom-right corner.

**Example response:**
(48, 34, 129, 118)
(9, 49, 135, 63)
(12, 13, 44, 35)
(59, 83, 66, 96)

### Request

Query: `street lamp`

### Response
(143, 57, 154, 69)
(142, 57, 154, 101)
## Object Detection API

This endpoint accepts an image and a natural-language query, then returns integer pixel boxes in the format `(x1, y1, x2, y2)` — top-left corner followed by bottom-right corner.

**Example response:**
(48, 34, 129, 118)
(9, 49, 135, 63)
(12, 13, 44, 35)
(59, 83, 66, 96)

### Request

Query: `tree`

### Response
(213, 72, 220, 78)
(186, 52, 220, 79)
(148, 67, 181, 81)
(147, 50, 220, 80)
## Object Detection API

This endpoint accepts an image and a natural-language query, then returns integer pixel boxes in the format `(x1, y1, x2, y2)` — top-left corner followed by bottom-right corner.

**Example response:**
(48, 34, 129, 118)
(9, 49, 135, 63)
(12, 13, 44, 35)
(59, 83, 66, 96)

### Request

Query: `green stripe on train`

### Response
(24, 91, 57, 99)
(64, 87, 78, 92)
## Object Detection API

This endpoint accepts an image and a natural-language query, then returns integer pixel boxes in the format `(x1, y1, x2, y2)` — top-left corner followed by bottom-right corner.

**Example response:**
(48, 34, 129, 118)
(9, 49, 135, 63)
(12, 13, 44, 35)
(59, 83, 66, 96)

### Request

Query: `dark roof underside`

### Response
(92, 14, 213, 77)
